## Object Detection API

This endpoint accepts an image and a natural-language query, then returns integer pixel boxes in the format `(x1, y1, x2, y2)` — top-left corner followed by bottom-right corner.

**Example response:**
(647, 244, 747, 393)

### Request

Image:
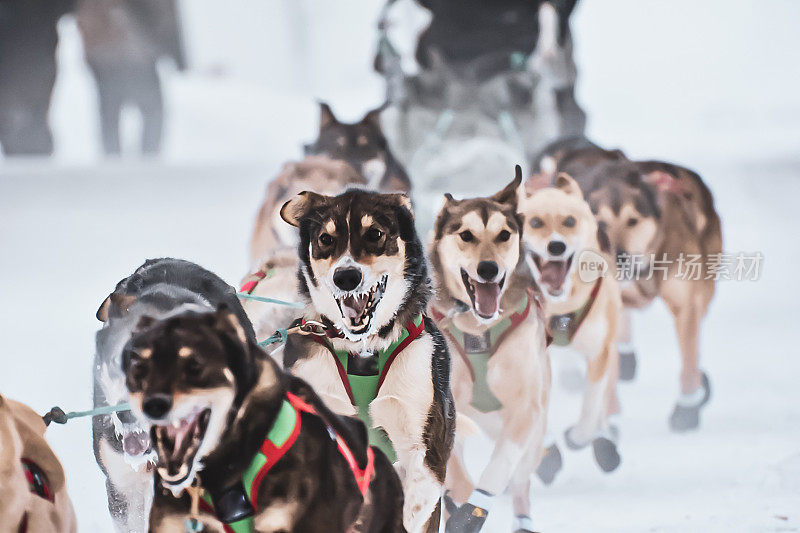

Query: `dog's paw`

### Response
(536, 444, 563, 485)
(669, 372, 711, 432)
(618, 350, 637, 381)
(514, 514, 539, 533)
(592, 436, 621, 472)
(444, 502, 489, 533)
(563, 427, 590, 451)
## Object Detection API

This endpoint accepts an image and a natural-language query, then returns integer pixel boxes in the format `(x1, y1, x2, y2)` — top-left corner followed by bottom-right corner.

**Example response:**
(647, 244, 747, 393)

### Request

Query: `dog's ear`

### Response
(96, 291, 136, 322)
(360, 106, 383, 130)
(387, 193, 413, 217)
(554, 172, 583, 198)
(387, 193, 415, 241)
(213, 304, 248, 347)
(318, 101, 337, 129)
(491, 165, 523, 206)
(596, 220, 611, 254)
(280, 191, 326, 227)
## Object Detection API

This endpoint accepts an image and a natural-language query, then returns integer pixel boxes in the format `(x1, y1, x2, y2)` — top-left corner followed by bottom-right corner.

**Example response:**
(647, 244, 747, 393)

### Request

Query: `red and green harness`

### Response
(198, 392, 375, 533)
(432, 294, 532, 413)
(307, 314, 426, 463)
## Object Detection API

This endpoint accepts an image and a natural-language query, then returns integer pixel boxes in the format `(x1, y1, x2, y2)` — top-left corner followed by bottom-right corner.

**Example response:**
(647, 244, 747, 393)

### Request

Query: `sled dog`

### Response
(521, 173, 623, 482)
(279, 189, 454, 532)
(93, 258, 255, 532)
(123, 306, 404, 532)
(428, 167, 550, 533)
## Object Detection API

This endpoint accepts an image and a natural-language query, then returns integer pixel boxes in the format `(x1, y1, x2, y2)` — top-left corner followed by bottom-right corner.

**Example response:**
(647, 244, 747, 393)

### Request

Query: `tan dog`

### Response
(0, 394, 76, 533)
(550, 148, 722, 431)
(429, 168, 550, 533)
(244, 156, 367, 343)
(521, 173, 622, 481)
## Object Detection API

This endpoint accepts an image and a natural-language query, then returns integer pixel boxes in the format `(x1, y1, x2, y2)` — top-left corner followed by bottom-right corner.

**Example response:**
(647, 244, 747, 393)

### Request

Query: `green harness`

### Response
(310, 314, 426, 463)
(436, 295, 531, 413)
(547, 278, 603, 347)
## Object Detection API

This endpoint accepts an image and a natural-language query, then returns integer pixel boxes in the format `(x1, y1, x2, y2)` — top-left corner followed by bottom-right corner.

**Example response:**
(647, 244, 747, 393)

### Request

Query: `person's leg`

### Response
(90, 63, 123, 156)
(133, 62, 164, 155)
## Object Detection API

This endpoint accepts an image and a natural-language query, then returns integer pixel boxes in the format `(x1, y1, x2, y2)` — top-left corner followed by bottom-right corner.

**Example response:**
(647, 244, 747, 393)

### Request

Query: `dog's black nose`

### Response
(333, 267, 362, 291)
(142, 394, 172, 419)
(547, 241, 567, 256)
(476, 261, 499, 282)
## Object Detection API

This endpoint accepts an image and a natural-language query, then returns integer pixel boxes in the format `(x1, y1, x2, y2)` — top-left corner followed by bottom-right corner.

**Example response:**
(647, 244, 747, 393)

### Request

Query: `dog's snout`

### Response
(142, 394, 172, 419)
(333, 267, 362, 291)
(476, 261, 499, 282)
(547, 240, 567, 256)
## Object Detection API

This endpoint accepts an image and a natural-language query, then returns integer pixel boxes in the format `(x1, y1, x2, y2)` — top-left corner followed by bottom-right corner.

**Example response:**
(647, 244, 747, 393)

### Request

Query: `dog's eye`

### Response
(459, 230, 474, 242)
(184, 357, 203, 377)
(529, 217, 544, 229)
(563, 216, 576, 228)
(364, 227, 383, 242)
(319, 233, 334, 246)
(129, 358, 148, 381)
(627, 217, 638, 227)
(497, 229, 511, 242)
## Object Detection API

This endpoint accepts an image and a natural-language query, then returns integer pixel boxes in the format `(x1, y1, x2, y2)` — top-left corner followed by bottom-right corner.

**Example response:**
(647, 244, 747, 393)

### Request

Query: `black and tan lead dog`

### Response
(123, 306, 404, 532)
(279, 189, 454, 533)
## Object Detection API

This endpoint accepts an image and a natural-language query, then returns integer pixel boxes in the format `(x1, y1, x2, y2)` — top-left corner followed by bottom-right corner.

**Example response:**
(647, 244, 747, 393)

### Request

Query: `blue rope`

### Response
(258, 329, 288, 347)
(44, 402, 131, 426)
(236, 292, 304, 309)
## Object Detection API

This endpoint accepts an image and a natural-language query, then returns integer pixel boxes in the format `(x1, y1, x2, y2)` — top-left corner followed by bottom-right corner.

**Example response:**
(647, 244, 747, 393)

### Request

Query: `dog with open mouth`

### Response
(304, 102, 412, 193)
(428, 167, 550, 533)
(93, 258, 256, 533)
(123, 305, 405, 532)
(521, 172, 623, 481)
(542, 146, 723, 432)
(278, 189, 454, 533)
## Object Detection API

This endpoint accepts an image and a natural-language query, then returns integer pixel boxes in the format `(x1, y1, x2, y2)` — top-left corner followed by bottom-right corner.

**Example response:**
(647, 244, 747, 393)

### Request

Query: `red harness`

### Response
(239, 268, 270, 295)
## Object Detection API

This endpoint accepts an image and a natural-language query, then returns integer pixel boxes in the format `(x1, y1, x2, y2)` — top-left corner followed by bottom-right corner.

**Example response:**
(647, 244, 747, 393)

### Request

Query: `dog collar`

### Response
(547, 277, 603, 347)
(238, 267, 275, 295)
(198, 392, 374, 532)
(307, 313, 426, 463)
(433, 293, 532, 413)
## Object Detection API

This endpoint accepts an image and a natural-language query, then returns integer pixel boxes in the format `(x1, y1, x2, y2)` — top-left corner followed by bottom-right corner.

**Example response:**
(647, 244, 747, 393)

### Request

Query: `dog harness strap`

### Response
(238, 268, 274, 295)
(438, 295, 531, 413)
(547, 277, 603, 347)
(310, 314, 425, 464)
(199, 392, 376, 531)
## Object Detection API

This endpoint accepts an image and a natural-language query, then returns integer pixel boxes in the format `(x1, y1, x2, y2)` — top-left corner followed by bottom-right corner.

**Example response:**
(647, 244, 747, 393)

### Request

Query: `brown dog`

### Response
(429, 168, 550, 533)
(521, 173, 623, 481)
(543, 146, 723, 431)
(0, 394, 76, 532)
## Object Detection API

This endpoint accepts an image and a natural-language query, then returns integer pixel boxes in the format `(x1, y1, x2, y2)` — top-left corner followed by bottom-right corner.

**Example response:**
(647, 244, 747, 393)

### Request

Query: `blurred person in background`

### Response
(0, 0, 74, 156)
(75, 0, 186, 156)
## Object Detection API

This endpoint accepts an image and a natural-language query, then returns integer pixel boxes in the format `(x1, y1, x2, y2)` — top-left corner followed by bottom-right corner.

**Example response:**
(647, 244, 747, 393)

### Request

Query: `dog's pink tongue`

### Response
(342, 293, 368, 319)
(123, 432, 150, 456)
(473, 282, 501, 317)
(540, 261, 568, 290)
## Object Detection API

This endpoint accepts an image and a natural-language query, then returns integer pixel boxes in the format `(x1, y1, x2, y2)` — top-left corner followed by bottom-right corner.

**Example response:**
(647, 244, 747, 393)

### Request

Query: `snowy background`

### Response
(1, 0, 799, 531)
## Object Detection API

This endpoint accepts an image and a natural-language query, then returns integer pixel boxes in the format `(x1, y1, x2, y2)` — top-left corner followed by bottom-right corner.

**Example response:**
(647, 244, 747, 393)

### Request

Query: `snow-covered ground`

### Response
(1, 1, 799, 531)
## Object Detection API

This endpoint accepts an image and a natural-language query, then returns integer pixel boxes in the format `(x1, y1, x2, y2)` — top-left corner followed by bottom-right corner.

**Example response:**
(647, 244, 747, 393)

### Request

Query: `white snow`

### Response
(1, 0, 799, 531)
